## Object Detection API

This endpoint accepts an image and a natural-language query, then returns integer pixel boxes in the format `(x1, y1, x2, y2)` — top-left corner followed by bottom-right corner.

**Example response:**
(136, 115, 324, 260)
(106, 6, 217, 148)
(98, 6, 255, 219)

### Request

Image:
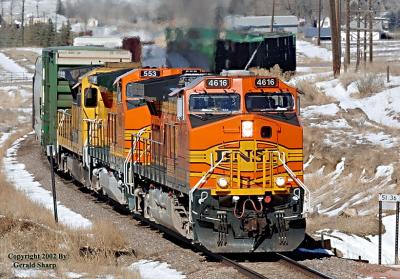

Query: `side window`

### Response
(84, 88, 98, 107)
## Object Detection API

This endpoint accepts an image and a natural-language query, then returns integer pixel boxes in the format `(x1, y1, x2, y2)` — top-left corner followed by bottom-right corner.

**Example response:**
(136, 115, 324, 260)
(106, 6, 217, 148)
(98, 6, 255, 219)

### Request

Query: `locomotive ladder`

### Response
(273, 151, 311, 215)
(123, 128, 148, 188)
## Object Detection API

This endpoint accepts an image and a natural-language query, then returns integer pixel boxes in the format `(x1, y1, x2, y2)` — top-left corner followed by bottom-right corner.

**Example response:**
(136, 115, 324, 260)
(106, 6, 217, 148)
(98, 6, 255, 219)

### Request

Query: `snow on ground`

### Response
(0, 132, 12, 146)
(16, 47, 42, 55)
(12, 269, 56, 278)
(3, 135, 92, 230)
(301, 103, 339, 118)
(315, 77, 400, 128)
(0, 52, 30, 74)
(296, 40, 332, 61)
(130, 260, 186, 279)
(321, 215, 398, 264)
(310, 118, 351, 129)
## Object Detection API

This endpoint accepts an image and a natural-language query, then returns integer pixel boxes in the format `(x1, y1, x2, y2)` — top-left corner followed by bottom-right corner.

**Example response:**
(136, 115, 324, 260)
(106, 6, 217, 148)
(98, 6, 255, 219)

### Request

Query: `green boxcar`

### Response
(33, 46, 132, 148)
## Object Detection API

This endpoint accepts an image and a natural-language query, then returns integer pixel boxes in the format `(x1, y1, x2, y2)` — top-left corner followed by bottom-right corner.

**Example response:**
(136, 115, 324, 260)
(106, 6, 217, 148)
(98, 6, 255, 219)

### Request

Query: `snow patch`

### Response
(310, 118, 351, 129)
(3, 135, 92, 229)
(302, 103, 339, 118)
(322, 215, 399, 264)
(297, 40, 332, 61)
(0, 52, 29, 74)
(130, 260, 186, 279)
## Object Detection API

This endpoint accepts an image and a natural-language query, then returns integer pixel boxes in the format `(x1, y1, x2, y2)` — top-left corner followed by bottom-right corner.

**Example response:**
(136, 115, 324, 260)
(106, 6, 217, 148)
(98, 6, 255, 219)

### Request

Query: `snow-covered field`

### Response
(296, 39, 400, 265)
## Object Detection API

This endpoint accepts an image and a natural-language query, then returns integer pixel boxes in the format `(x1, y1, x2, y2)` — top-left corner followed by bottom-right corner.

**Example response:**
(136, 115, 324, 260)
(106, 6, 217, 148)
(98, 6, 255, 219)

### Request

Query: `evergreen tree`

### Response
(59, 20, 71, 45)
(56, 0, 65, 16)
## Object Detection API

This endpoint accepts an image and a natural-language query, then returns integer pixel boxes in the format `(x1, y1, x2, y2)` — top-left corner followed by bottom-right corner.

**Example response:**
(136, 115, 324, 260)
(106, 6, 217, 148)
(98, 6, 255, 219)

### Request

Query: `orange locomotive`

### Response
(128, 71, 309, 252)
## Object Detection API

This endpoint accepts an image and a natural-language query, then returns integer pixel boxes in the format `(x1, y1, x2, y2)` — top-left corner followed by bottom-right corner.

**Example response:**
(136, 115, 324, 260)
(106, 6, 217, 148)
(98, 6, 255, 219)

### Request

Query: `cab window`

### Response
(189, 93, 240, 113)
(84, 88, 98, 107)
(246, 92, 294, 112)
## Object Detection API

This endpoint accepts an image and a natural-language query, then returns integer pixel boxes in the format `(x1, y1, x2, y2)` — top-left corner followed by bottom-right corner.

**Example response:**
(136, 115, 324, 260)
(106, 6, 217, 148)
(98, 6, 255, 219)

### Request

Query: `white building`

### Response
(224, 15, 299, 34)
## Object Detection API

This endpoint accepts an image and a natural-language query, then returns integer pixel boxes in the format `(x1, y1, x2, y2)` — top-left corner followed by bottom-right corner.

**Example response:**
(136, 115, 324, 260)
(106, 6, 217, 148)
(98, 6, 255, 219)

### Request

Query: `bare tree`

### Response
(356, 0, 361, 70)
(318, 0, 322, 45)
(329, 0, 341, 77)
(368, 0, 373, 62)
(21, 0, 25, 46)
(344, 0, 350, 72)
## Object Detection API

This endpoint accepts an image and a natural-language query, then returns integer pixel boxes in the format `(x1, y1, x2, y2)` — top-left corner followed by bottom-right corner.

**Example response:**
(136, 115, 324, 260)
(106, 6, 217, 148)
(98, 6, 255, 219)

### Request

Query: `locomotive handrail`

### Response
(124, 128, 148, 186)
(273, 151, 311, 215)
(188, 151, 230, 225)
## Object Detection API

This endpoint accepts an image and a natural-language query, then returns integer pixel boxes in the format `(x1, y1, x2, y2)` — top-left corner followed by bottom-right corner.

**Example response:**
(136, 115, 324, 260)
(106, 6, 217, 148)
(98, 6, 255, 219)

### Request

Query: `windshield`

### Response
(126, 82, 139, 98)
(189, 94, 241, 113)
(246, 92, 294, 112)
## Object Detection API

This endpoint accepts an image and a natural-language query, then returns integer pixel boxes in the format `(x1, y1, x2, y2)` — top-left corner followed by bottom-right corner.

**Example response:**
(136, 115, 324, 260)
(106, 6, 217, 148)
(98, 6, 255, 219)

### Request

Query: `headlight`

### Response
(242, 121, 253, 138)
(217, 177, 229, 188)
(275, 177, 286, 187)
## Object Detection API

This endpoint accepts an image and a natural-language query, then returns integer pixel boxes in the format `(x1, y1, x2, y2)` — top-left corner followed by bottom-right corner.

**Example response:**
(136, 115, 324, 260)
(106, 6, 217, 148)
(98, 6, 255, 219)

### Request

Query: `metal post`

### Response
(387, 65, 390, 83)
(379, 199, 382, 265)
(47, 145, 58, 223)
(396, 202, 399, 265)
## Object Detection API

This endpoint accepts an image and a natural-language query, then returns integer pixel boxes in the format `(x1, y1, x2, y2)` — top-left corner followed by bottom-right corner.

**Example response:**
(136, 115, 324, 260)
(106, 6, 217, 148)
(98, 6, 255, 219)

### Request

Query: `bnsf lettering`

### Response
(216, 149, 266, 163)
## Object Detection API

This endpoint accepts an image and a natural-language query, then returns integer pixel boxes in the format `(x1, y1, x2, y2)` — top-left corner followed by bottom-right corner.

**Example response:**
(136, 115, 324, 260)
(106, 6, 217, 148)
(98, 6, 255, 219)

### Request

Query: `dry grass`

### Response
(250, 65, 294, 81)
(354, 73, 385, 98)
(296, 80, 336, 107)
(307, 214, 379, 237)
(0, 131, 139, 278)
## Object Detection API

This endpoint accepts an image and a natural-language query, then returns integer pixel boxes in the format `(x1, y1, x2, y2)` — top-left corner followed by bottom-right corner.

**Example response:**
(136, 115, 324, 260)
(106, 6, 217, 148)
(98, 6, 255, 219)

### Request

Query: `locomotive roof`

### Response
(127, 75, 183, 100)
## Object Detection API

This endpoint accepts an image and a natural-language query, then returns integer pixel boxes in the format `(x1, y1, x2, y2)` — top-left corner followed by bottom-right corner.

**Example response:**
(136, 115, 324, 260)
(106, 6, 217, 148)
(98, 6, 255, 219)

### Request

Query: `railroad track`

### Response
(275, 253, 335, 279)
(55, 170, 335, 279)
(132, 212, 335, 279)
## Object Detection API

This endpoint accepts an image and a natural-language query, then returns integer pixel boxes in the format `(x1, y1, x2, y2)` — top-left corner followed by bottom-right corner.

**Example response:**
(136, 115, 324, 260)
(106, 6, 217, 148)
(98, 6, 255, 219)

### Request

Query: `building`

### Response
(224, 15, 299, 34)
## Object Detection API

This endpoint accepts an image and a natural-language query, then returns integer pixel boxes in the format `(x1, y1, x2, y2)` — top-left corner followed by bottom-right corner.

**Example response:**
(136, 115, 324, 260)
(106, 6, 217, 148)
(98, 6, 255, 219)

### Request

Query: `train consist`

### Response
(33, 46, 310, 253)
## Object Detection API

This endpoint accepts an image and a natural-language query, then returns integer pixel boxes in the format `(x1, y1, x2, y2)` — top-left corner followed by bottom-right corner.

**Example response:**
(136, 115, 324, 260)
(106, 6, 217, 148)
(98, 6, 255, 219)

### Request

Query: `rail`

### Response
(276, 253, 335, 279)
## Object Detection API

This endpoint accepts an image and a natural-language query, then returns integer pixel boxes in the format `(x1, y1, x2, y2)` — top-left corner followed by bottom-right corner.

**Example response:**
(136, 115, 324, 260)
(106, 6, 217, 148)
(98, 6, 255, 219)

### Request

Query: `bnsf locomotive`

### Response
(33, 47, 309, 253)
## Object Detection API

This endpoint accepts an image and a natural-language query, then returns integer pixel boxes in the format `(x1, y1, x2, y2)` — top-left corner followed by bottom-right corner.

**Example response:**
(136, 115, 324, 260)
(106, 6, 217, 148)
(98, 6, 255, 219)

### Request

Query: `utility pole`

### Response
(337, 0, 342, 67)
(21, 0, 25, 46)
(368, 0, 373, 62)
(270, 0, 275, 32)
(10, 0, 14, 23)
(356, 0, 361, 71)
(329, 0, 341, 77)
(318, 0, 322, 46)
(36, 0, 40, 18)
(363, 7, 367, 64)
(344, 0, 350, 72)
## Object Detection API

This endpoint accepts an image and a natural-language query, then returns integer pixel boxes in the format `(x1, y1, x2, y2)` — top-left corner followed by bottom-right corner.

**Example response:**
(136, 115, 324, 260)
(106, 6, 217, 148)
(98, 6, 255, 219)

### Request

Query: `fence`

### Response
(0, 71, 32, 84)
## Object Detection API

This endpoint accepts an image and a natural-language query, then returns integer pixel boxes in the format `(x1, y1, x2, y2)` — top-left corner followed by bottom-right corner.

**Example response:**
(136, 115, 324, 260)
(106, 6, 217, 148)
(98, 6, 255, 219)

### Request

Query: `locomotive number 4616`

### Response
(255, 78, 278, 88)
(205, 78, 230, 89)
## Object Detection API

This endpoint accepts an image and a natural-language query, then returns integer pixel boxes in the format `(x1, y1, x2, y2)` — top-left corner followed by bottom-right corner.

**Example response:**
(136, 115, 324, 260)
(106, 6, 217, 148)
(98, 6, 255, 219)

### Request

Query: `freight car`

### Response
(33, 46, 134, 147)
(166, 27, 296, 73)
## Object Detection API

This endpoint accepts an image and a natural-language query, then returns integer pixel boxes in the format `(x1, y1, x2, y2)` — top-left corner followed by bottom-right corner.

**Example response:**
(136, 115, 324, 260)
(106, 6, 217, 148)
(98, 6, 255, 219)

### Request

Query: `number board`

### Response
(379, 194, 400, 203)
(182, 69, 201, 74)
(140, 70, 161, 77)
(205, 78, 230, 89)
(255, 78, 278, 88)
